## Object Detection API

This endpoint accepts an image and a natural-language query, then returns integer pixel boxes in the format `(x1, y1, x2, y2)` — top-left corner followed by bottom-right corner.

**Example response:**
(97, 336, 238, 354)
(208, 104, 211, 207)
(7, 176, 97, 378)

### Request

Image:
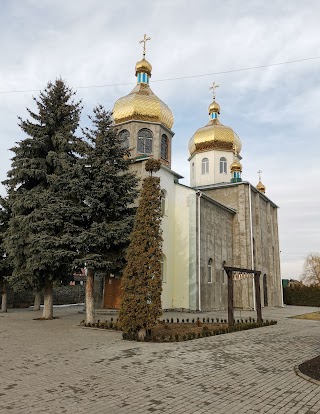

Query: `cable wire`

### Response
(0, 55, 319, 94)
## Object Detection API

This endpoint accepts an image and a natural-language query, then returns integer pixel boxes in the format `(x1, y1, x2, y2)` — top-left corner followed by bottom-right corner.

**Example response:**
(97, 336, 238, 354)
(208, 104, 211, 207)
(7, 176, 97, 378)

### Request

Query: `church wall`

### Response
(189, 150, 233, 187)
(154, 167, 177, 310)
(172, 185, 196, 310)
(198, 196, 234, 311)
(115, 120, 173, 167)
(201, 183, 282, 308)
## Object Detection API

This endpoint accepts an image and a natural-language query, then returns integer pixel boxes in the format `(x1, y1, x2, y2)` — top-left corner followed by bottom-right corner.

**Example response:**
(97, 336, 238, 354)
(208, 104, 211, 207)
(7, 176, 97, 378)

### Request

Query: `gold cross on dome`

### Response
(139, 34, 151, 58)
(234, 145, 238, 157)
(209, 82, 219, 99)
(258, 170, 262, 181)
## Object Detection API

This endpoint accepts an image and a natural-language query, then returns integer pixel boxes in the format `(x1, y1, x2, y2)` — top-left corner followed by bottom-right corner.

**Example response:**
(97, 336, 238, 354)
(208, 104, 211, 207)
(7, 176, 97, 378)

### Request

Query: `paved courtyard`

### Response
(0, 305, 320, 414)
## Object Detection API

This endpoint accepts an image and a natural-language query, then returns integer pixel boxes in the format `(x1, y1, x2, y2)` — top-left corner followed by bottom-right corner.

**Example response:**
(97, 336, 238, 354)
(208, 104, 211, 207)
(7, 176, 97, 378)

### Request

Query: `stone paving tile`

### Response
(0, 306, 320, 413)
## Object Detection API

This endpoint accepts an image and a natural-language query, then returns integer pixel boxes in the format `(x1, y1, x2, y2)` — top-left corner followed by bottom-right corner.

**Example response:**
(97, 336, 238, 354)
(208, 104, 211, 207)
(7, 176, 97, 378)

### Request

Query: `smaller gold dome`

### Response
(230, 158, 242, 172)
(135, 58, 152, 77)
(256, 181, 266, 193)
(208, 101, 220, 114)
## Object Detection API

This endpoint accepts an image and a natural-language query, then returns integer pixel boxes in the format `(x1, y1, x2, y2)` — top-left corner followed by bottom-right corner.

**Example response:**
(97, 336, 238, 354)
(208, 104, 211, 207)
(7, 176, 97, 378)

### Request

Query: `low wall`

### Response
(4, 285, 85, 307)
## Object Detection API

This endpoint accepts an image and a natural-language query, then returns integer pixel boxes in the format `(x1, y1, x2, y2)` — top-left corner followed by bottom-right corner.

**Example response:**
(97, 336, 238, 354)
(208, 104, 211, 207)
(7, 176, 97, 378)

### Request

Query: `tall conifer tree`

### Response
(79, 105, 138, 324)
(3, 79, 83, 319)
(0, 196, 12, 312)
(119, 160, 163, 338)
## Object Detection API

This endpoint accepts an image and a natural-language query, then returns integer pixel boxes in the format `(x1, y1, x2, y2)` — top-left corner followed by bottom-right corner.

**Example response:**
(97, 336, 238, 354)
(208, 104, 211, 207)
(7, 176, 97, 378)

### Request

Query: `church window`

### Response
(161, 134, 168, 160)
(160, 190, 167, 216)
(137, 128, 153, 154)
(220, 157, 227, 174)
(118, 129, 130, 148)
(192, 162, 195, 179)
(202, 158, 209, 174)
(208, 258, 213, 283)
(161, 254, 166, 282)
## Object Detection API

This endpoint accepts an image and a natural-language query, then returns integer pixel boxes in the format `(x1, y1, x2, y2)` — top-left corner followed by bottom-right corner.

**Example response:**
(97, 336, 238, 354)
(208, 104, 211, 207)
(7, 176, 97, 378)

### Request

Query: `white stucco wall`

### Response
(189, 150, 234, 187)
(154, 167, 177, 309)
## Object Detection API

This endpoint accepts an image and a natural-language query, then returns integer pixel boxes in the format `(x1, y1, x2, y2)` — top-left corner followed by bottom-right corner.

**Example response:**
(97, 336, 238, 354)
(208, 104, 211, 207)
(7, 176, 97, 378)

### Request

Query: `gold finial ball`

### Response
(230, 159, 242, 172)
(208, 101, 220, 114)
(135, 58, 152, 77)
(256, 181, 266, 193)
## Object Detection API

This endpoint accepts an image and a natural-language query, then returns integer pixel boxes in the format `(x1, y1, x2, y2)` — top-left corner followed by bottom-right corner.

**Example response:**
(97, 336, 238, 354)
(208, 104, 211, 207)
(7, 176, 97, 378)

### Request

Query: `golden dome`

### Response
(113, 83, 174, 130)
(189, 99, 242, 156)
(208, 101, 220, 113)
(230, 158, 242, 172)
(135, 58, 152, 77)
(189, 118, 242, 155)
(256, 181, 266, 193)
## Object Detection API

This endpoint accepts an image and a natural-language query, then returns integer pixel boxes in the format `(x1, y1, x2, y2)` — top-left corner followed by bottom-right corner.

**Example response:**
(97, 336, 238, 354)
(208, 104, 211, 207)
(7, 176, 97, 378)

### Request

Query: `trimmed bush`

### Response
(283, 285, 320, 307)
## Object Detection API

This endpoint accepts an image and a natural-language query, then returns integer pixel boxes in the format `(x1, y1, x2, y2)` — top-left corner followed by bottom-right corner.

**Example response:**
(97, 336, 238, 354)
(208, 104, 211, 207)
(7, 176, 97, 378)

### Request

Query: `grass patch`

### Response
(291, 311, 320, 321)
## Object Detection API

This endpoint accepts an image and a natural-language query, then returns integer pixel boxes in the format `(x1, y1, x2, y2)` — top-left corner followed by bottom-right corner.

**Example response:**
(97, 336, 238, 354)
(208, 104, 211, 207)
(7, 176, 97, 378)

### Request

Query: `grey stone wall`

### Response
(198, 195, 234, 311)
(202, 182, 282, 308)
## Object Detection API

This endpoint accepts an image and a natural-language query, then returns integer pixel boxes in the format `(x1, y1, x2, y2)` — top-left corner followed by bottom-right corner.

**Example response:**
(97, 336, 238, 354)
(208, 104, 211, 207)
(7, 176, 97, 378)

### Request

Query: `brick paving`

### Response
(0, 305, 320, 414)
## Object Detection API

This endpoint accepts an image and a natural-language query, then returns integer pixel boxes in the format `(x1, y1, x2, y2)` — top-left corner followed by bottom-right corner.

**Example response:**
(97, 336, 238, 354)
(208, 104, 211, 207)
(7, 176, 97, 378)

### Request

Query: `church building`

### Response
(100, 37, 283, 312)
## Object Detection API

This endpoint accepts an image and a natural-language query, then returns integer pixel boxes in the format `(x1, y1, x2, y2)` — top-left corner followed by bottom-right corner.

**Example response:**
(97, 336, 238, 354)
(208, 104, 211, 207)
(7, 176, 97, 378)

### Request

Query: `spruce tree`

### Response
(3, 79, 83, 319)
(119, 160, 163, 338)
(78, 105, 138, 324)
(0, 196, 12, 312)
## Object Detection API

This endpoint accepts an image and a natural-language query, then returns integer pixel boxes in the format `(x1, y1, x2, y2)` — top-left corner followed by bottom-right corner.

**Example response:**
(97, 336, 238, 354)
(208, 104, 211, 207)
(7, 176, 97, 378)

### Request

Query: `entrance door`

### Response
(263, 274, 268, 307)
(104, 278, 122, 309)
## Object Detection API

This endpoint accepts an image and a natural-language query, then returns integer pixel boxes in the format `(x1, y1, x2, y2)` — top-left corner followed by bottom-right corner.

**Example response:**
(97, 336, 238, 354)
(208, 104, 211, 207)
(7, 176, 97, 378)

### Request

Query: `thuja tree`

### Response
(3, 79, 83, 319)
(119, 159, 163, 339)
(78, 105, 138, 324)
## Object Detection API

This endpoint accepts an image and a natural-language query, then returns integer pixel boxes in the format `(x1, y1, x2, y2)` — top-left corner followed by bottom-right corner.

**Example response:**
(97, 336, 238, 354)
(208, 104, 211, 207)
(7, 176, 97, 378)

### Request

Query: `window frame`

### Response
(137, 128, 153, 154)
(220, 157, 227, 174)
(201, 157, 209, 175)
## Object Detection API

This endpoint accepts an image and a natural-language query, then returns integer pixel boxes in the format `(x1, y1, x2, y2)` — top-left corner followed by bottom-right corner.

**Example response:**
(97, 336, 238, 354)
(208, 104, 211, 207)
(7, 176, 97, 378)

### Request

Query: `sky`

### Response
(0, 0, 319, 279)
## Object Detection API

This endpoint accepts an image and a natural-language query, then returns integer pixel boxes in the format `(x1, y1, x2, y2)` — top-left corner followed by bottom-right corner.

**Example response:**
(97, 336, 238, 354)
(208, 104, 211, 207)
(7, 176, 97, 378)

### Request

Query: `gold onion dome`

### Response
(256, 181, 266, 194)
(188, 99, 242, 156)
(230, 158, 242, 172)
(135, 58, 152, 77)
(112, 58, 174, 130)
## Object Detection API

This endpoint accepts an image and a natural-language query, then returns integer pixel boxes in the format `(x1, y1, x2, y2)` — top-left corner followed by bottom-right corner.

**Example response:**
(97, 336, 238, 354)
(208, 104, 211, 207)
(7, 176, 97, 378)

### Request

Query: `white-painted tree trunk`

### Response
(1, 282, 7, 313)
(42, 280, 53, 319)
(85, 268, 95, 324)
(34, 290, 41, 311)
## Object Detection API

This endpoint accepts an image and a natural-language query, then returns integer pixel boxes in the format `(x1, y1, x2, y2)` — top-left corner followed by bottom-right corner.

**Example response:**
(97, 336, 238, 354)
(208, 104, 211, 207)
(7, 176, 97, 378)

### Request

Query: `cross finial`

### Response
(234, 145, 238, 157)
(139, 34, 151, 58)
(209, 82, 219, 100)
(258, 170, 262, 181)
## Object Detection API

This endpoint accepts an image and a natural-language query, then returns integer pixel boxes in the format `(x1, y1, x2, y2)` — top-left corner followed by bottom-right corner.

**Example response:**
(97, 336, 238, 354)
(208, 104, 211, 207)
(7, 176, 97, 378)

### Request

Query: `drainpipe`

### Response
(248, 185, 256, 311)
(197, 191, 202, 311)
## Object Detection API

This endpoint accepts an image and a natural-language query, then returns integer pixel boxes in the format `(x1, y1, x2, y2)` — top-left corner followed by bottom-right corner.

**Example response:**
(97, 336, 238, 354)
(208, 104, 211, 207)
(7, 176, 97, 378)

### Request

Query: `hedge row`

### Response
(283, 285, 320, 307)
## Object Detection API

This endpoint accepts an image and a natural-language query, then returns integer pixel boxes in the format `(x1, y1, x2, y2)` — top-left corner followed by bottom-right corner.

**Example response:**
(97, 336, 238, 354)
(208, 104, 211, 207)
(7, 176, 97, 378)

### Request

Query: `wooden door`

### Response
(104, 278, 122, 309)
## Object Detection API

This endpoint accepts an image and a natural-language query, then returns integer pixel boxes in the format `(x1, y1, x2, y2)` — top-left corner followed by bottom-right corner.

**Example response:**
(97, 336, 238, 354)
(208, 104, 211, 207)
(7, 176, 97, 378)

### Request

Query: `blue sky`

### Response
(1, 0, 319, 278)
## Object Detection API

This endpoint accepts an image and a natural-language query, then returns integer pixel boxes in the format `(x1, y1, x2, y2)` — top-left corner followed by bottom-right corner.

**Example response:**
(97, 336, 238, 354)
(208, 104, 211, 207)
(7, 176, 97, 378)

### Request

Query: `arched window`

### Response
(192, 162, 195, 179)
(137, 128, 153, 154)
(160, 190, 166, 216)
(202, 158, 209, 175)
(208, 259, 213, 283)
(118, 129, 130, 148)
(161, 254, 166, 282)
(220, 157, 227, 174)
(161, 134, 168, 160)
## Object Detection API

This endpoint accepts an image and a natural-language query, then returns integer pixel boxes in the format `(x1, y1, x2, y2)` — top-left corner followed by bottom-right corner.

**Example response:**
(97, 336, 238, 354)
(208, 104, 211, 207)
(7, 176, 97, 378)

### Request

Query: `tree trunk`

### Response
(34, 290, 42, 311)
(1, 282, 7, 313)
(86, 268, 95, 324)
(42, 279, 53, 319)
